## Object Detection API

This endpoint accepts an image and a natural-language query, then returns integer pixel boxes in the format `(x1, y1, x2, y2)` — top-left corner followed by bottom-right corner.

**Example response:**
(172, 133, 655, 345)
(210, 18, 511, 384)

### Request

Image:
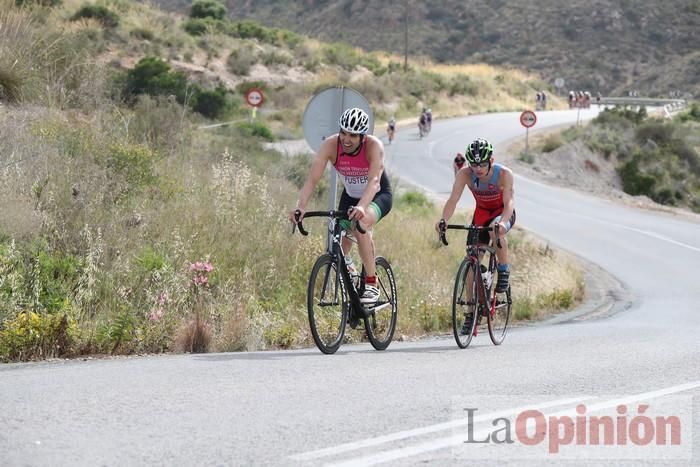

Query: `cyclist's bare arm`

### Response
(292, 136, 336, 217)
(439, 169, 469, 225)
(497, 168, 515, 229)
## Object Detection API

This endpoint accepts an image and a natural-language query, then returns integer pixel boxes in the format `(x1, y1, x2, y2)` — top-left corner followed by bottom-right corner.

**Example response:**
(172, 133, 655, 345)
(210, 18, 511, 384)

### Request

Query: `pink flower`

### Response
(149, 307, 164, 322)
(190, 261, 214, 272)
(190, 260, 214, 288)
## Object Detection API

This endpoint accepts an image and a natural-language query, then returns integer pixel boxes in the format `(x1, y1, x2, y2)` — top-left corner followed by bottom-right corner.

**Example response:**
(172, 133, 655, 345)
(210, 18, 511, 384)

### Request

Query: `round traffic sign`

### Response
(554, 77, 565, 88)
(245, 88, 264, 107)
(520, 110, 537, 128)
(302, 86, 374, 153)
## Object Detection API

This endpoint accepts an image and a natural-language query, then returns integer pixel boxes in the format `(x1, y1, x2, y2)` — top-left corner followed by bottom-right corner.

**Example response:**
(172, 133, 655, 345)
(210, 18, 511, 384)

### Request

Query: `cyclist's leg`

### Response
(489, 211, 515, 292)
(489, 211, 515, 265)
(338, 190, 357, 261)
(356, 190, 392, 299)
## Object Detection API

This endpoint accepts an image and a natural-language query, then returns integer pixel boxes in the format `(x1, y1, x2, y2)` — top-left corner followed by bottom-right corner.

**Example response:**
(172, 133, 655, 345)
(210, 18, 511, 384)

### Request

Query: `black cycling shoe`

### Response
(460, 313, 474, 335)
(496, 269, 510, 293)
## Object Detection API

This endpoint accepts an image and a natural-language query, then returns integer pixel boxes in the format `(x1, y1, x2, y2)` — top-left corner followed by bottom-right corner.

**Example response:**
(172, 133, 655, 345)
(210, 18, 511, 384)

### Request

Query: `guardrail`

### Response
(598, 97, 687, 118)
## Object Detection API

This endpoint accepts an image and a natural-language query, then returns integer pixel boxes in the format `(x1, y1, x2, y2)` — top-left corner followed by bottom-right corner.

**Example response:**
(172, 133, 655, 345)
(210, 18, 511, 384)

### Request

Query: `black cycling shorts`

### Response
(338, 172, 392, 229)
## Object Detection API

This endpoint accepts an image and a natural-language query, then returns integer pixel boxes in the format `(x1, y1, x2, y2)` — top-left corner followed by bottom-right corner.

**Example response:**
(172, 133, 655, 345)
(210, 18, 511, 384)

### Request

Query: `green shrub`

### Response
(182, 17, 229, 36)
(541, 134, 564, 153)
(192, 85, 233, 119)
(71, 5, 120, 28)
(635, 121, 674, 146)
(398, 191, 432, 209)
(105, 142, 158, 187)
(593, 106, 647, 127)
(677, 102, 700, 123)
(125, 57, 190, 104)
(0, 311, 76, 361)
(190, 0, 227, 20)
(448, 74, 478, 97)
(233, 20, 278, 44)
(227, 48, 256, 75)
(237, 121, 274, 140)
(619, 156, 656, 196)
(322, 42, 361, 70)
(34, 247, 81, 313)
(15, 0, 62, 6)
(130, 27, 154, 41)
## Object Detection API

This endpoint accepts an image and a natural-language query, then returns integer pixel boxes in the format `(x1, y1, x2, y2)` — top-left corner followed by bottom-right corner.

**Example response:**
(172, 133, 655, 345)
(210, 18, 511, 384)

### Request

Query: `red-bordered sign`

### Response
(245, 88, 264, 107)
(520, 110, 537, 128)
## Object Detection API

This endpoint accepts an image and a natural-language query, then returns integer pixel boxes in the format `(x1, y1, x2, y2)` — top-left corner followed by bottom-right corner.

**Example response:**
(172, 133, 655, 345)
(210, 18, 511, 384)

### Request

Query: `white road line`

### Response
(289, 397, 586, 461)
(325, 380, 700, 467)
(518, 190, 700, 254)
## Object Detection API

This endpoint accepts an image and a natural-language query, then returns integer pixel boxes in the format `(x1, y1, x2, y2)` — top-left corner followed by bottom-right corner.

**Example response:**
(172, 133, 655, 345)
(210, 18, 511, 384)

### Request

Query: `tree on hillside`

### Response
(190, 0, 227, 20)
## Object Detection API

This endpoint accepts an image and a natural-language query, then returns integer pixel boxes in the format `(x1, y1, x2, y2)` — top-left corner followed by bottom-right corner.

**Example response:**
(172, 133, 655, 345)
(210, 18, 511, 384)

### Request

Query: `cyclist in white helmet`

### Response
(289, 107, 393, 305)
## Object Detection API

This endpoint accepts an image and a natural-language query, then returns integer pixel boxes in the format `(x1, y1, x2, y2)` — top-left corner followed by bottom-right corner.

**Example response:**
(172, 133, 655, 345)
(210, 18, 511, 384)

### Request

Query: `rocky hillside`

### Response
(155, 0, 700, 99)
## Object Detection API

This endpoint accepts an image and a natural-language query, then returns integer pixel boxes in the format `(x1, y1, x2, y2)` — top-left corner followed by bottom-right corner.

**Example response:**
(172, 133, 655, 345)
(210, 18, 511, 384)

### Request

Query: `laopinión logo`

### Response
(451, 395, 693, 460)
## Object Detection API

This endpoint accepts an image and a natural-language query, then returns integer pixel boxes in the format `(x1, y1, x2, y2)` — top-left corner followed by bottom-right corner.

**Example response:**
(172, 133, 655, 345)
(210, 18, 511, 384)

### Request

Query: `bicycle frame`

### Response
(441, 223, 501, 323)
(295, 210, 370, 319)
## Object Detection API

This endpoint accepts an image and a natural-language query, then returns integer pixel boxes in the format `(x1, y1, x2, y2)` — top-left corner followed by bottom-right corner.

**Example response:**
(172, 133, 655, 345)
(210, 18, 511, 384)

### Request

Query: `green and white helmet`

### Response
(466, 138, 493, 164)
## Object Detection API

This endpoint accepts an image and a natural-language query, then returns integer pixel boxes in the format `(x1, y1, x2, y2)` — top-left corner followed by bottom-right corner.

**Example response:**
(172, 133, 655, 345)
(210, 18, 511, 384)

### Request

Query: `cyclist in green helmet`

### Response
(437, 138, 516, 293)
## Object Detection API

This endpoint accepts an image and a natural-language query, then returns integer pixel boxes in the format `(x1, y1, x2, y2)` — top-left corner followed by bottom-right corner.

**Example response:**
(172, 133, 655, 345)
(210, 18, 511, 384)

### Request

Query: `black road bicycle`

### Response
(294, 209, 398, 354)
(439, 221, 512, 348)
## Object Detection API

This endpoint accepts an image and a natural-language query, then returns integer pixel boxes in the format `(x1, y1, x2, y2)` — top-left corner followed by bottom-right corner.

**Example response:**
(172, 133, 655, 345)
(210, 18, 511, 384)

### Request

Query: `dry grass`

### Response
(0, 0, 587, 360)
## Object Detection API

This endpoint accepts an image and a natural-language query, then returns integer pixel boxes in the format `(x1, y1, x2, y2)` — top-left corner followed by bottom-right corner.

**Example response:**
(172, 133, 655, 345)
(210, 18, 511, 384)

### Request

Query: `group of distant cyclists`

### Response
(289, 107, 514, 310)
(569, 90, 598, 109)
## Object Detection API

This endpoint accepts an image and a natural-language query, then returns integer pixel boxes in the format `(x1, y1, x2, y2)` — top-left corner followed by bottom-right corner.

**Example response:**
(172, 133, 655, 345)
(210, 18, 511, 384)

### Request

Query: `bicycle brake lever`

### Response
(438, 219, 448, 246)
(294, 209, 309, 236)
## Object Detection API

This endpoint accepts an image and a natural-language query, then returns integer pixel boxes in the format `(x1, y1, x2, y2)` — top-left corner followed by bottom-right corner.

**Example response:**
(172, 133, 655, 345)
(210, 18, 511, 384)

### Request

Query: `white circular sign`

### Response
(520, 110, 537, 128)
(554, 77, 565, 88)
(245, 88, 264, 107)
(302, 86, 374, 153)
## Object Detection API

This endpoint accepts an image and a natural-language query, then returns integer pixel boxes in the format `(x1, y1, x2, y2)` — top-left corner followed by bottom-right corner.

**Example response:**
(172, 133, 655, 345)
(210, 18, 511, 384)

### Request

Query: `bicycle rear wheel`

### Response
(307, 254, 348, 354)
(365, 256, 398, 351)
(487, 285, 512, 345)
(452, 260, 478, 348)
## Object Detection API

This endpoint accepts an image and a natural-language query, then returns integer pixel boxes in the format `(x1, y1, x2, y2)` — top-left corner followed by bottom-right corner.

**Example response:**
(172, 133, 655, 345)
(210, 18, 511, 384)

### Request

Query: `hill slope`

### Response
(156, 0, 700, 99)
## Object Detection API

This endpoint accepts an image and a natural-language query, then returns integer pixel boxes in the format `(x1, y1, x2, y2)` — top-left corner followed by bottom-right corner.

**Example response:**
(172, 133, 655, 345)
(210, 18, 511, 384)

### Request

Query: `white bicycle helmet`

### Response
(338, 107, 369, 135)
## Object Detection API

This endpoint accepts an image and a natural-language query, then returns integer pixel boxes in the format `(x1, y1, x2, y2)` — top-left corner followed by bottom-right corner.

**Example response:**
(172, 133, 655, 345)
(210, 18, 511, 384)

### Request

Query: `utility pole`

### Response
(404, 0, 408, 71)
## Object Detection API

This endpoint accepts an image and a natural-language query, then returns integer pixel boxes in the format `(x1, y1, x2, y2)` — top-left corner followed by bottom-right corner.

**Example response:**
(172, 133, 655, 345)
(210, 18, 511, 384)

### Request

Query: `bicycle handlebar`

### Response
(438, 220, 502, 249)
(293, 208, 367, 236)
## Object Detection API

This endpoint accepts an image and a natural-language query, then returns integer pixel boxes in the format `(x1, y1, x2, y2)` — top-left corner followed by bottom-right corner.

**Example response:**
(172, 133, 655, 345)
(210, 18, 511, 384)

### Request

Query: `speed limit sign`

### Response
(520, 110, 537, 128)
(244, 88, 264, 107)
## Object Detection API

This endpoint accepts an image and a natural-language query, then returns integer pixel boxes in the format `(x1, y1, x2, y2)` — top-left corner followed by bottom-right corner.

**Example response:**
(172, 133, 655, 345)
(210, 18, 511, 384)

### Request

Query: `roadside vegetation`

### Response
(1, 0, 582, 361)
(523, 105, 700, 213)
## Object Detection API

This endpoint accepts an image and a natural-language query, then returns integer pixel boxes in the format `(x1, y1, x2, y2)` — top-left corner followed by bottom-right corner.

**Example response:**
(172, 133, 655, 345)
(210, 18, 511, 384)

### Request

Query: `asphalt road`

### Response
(2, 109, 699, 466)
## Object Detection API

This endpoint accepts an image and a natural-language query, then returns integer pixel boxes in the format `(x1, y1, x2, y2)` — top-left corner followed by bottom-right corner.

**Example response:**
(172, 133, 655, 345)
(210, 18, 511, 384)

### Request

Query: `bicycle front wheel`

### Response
(487, 285, 512, 345)
(365, 256, 398, 351)
(452, 260, 478, 348)
(307, 254, 348, 354)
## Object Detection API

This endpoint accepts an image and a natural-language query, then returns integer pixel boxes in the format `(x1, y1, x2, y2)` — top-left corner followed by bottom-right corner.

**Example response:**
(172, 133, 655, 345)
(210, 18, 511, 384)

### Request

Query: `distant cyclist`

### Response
(436, 138, 515, 294)
(453, 152, 466, 175)
(289, 107, 393, 305)
(387, 116, 396, 144)
(418, 110, 428, 138)
(425, 108, 433, 132)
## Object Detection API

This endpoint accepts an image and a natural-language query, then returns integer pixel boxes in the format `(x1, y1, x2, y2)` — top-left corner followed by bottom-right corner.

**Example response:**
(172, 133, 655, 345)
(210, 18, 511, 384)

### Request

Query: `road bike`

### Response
(438, 221, 512, 348)
(293, 209, 398, 354)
